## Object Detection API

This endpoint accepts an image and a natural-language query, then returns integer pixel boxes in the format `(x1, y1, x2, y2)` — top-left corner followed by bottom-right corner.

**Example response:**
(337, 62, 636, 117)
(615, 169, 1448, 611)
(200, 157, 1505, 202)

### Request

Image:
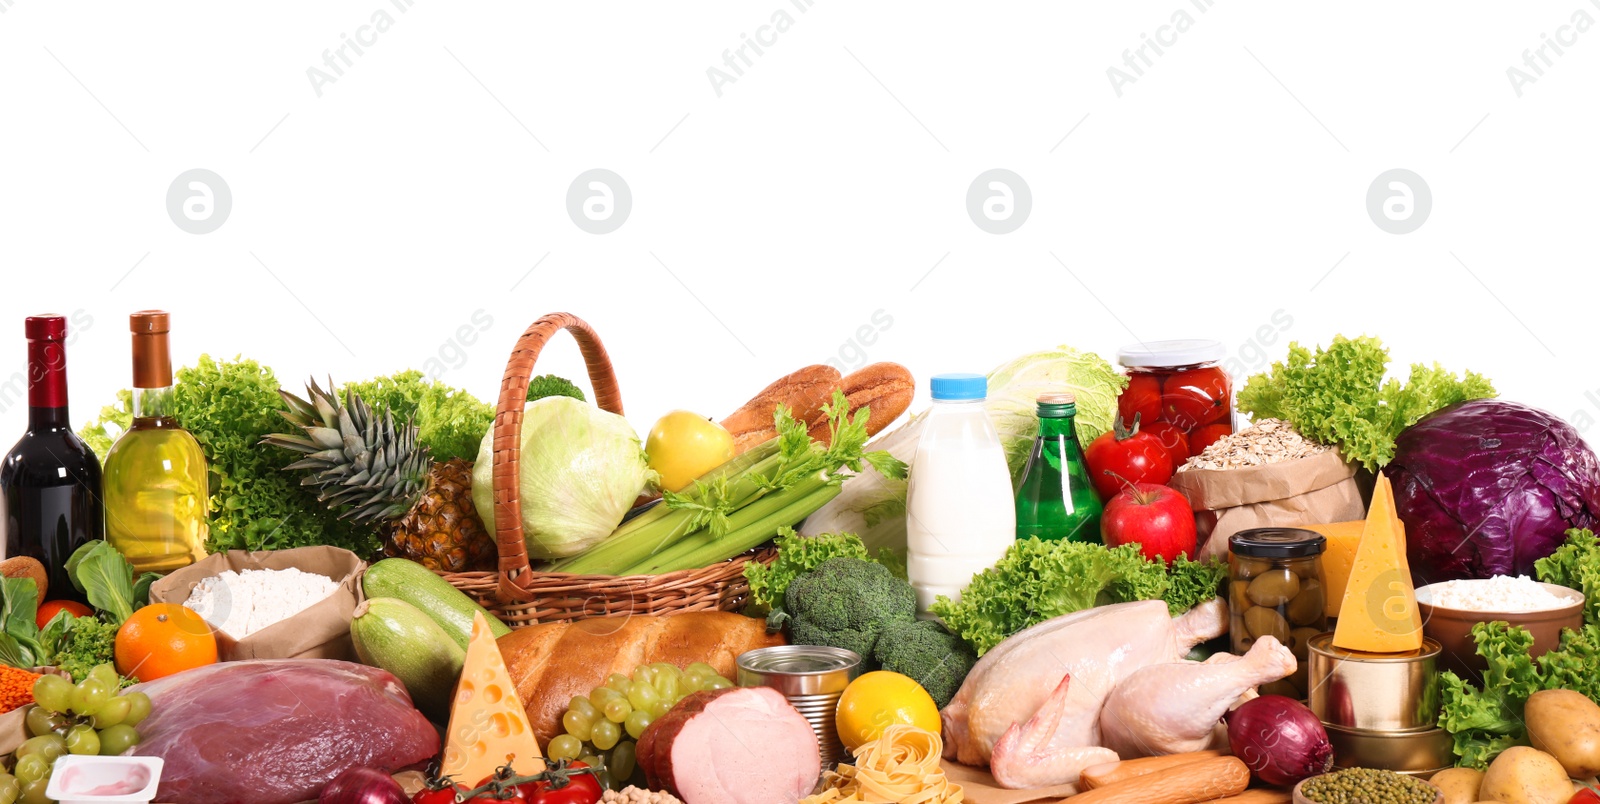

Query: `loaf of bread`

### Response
(498, 612, 786, 744)
(807, 362, 915, 445)
(720, 365, 842, 454)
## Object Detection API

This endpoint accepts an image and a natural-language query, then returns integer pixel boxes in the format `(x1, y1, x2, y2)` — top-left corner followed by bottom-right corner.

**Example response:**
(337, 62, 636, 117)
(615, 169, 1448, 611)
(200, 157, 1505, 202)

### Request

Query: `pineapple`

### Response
(263, 378, 497, 573)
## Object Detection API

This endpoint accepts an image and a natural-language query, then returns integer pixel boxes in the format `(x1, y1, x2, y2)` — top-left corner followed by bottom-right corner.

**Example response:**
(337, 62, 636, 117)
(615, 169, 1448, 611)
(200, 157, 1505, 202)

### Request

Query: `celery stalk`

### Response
(624, 483, 843, 575)
(551, 440, 784, 575)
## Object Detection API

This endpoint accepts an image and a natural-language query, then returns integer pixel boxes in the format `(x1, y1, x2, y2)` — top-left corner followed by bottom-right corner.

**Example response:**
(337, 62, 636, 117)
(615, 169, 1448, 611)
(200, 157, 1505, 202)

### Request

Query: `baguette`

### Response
(1205, 790, 1292, 804)
(1079, 750, 1227, 790)
(497, 611, 785, 744)
(807, 362, 915, 446)
(1060, 756, 1250, 804)
(721, 365, 842, 454)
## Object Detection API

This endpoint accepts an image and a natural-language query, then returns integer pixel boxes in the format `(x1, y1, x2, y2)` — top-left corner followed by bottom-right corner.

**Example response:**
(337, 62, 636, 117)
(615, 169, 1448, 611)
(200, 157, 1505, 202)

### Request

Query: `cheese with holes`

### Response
(441, 613, 543, 783)
(1331, 474, 1423, 652)
(1299, 520, 1364, 618)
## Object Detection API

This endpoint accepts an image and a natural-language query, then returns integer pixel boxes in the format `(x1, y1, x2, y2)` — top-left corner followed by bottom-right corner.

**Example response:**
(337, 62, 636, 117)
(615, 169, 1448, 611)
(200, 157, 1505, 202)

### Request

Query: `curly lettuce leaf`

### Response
(1536, 528, 1600, 627)
(343, 370, 494, 463)
(929, 539, 1175, 656)
(1237, 335, 1495, 472)
(1164, 555, 1228, 615)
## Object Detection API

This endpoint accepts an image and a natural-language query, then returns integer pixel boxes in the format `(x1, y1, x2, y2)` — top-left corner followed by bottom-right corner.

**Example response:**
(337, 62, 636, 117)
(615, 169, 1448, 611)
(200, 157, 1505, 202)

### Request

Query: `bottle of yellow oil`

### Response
(103, 311, 209, 573)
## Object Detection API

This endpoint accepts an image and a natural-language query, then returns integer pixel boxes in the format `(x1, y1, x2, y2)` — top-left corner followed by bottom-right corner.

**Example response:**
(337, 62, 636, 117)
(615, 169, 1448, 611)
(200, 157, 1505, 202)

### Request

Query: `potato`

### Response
(1480, 746, 1575, 804)
(1430, 766, 1485, 804)
(1527, 688, 1600, 778)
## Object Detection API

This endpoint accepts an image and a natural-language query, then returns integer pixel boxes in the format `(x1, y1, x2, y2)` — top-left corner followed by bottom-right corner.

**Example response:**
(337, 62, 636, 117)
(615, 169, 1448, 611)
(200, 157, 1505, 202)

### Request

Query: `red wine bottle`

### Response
(1, 315, 102, 604)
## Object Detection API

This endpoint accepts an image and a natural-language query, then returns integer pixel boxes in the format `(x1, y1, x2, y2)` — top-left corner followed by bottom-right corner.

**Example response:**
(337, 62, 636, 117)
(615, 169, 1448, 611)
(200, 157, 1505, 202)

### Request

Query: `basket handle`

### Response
(491, 313, 623, 601)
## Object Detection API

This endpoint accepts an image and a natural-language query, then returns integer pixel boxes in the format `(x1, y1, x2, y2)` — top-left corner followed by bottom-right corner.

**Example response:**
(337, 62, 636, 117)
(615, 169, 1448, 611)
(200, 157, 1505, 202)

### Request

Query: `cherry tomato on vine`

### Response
(412, 788, 461, 804)
(515, 761, 602, 804)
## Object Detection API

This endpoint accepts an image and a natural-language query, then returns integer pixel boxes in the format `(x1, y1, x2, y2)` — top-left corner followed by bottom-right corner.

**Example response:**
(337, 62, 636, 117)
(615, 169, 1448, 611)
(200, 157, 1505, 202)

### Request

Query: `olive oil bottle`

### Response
(103, 311, 209, 572)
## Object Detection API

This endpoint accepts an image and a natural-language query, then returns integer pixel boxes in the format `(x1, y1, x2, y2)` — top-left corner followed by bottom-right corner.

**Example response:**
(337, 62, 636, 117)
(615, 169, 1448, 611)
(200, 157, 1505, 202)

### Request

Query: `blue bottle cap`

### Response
(930, 373, 987, 401)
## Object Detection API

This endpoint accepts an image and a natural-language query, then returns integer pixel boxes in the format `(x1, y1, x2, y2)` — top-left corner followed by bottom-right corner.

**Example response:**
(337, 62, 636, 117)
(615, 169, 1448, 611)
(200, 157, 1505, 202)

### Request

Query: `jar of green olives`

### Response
(1229, 527, 1327, 698)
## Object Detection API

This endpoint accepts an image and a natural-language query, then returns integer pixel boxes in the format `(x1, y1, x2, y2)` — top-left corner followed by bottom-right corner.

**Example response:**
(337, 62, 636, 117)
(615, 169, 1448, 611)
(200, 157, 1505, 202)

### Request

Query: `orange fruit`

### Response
(115, 603, 218, 682)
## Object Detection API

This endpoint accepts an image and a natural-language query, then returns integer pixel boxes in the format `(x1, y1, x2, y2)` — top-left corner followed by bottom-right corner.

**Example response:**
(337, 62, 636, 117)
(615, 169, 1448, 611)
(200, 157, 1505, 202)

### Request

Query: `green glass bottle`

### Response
(1015, 393, 1103, 543)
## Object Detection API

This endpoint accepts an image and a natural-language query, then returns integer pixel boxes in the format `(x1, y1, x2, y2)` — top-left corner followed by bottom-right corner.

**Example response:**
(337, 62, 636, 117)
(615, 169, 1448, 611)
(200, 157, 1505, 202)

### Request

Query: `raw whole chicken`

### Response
(941, 599, 1296, 788)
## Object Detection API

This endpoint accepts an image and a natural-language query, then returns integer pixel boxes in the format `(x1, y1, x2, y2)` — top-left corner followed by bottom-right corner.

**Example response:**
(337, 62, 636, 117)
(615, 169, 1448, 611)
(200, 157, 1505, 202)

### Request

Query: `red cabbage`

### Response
(1388, 399, 1600, 583)
(1224, 695, 1333, 786)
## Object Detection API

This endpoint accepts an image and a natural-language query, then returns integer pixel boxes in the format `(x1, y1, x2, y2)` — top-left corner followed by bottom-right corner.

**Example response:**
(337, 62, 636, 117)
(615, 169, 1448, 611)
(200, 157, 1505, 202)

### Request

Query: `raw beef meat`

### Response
(129, 660, 439, 804)
(637, 687, 819, 804)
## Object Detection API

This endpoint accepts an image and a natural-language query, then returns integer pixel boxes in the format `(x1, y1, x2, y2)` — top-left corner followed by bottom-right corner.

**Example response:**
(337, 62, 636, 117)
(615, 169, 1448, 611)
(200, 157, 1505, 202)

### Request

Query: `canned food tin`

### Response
(1307, 633, 1441, 731)
(1322, 723, 1454, 773)
(737, 645, 861, 768)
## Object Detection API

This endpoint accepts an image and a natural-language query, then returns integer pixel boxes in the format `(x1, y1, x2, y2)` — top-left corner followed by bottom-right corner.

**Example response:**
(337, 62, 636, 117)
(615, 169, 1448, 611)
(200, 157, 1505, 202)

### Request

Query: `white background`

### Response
(2, 2, 1597, 444)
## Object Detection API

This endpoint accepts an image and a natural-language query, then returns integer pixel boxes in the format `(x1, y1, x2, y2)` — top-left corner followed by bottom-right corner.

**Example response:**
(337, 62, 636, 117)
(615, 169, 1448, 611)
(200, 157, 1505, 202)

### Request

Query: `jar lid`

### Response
(1231, 527, 1326, 558)
(1117, 339, 1226, 369)
(931, 373, 986, 401)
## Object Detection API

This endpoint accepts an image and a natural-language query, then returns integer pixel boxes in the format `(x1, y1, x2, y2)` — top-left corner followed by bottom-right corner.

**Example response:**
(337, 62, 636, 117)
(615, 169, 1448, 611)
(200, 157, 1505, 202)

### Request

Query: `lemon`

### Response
(834, 670, 941, 751)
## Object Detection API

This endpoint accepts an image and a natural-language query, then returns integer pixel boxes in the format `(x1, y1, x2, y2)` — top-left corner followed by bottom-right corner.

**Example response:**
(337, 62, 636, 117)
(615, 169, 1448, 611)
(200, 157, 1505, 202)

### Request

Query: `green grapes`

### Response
(546, 734, 583, 761)
(31, 677, 71, 715)
(96, 725, 141, 756)
(556, 661, 734, 789)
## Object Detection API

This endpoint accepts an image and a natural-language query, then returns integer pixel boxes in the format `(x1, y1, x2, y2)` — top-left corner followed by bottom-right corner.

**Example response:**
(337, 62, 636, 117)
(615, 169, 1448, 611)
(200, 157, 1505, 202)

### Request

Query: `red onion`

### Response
(1224, 694, 1334, 787)
(319, 767, 410, 804)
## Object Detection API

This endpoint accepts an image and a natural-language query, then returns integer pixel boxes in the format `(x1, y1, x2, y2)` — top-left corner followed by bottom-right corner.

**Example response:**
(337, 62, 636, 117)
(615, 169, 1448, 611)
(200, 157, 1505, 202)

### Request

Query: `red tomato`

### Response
(1570, 789, 1600, 804)
(517, 762, 602, 804)
(1117, 374, 1162, 427)
(1139, 421, 1190, 470)
(1188, 423, 1233, 457)
(468, 779, 527, 804)
(1101, 482, 1197, 564)
(1160, 367, 1231, 429)
(36, 600, 92, 629)
(1084, 416, 1175, 501)
(412, 789, 460, 804)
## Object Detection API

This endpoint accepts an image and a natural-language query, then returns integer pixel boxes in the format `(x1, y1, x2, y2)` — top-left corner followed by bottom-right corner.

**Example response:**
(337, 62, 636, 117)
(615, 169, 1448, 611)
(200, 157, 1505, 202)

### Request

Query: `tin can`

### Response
(736, 645, 861, 768)
(1307, 632, 1441, 731)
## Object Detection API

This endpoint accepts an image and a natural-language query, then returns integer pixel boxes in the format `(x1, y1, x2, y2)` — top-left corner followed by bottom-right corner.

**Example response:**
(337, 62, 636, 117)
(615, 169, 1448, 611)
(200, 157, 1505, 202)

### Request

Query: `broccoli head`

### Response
(527, 374, 586, 403)
(873, 619, 976, 709)
(778, 556, 916, 664)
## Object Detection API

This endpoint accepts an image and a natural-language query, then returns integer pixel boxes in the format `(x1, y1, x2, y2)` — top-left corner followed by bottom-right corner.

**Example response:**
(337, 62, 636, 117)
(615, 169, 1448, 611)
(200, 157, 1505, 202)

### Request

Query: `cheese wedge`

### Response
(1331, 474, 1423, 653)
(441, 613, 543, 783)
(1298, 520, 1364, 618)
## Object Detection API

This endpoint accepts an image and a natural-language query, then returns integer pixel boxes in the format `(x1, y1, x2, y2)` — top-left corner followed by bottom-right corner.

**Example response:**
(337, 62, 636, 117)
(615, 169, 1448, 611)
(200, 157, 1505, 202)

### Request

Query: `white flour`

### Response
(184, 567, 339, 639)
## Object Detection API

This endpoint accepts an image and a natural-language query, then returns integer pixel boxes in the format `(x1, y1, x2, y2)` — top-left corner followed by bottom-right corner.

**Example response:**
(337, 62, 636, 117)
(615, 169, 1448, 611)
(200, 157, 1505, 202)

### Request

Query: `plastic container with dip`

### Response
(737, 645, 861, 769)
(45, 756, 163, 804)
(1307, 633, 1441, 731)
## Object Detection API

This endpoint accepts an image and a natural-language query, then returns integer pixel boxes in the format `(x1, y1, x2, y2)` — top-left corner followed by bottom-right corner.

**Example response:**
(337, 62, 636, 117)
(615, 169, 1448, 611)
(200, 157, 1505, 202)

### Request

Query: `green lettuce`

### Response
(342, 370, 494, 463)
(1237, 335, 1495, 471)
(1535, 528, 1600, 626)
(929, 539, 1222, 656)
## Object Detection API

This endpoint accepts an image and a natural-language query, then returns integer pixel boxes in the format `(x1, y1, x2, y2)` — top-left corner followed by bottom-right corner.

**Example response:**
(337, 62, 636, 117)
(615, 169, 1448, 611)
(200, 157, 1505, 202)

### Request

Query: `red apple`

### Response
(1102, 481, 1196, 564)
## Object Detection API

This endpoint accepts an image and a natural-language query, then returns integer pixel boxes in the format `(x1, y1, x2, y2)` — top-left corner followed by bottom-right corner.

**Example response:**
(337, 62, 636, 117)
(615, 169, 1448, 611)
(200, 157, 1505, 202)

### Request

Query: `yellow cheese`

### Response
(1297, 520, 1364, 618)
(1331, 474, 1423, 653)
(441, 613, 543, 783)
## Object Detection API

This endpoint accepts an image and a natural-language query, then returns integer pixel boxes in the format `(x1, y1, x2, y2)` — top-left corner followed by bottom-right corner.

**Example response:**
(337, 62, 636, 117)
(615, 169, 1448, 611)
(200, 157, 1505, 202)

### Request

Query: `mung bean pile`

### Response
(1297, 768, 1438, 804)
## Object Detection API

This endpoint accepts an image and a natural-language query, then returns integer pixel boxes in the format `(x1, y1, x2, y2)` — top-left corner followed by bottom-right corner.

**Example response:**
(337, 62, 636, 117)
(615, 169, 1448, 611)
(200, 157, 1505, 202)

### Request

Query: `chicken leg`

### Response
(1097, 635, 1299, 759)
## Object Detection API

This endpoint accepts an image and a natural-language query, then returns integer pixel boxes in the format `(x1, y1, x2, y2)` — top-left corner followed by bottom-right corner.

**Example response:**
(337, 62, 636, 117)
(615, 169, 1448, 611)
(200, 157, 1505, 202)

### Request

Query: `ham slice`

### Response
(637, 687, 819, 804)
(129, 660, 439, 804)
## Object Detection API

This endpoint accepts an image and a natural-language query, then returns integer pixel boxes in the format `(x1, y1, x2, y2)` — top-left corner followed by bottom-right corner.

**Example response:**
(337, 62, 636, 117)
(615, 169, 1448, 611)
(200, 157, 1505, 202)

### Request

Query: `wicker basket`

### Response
(441, 312, 774, 628)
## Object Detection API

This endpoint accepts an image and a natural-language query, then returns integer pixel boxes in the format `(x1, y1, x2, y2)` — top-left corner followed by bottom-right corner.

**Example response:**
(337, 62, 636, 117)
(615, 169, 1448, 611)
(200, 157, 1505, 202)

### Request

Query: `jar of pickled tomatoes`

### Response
(1115, 340, 1234, 464)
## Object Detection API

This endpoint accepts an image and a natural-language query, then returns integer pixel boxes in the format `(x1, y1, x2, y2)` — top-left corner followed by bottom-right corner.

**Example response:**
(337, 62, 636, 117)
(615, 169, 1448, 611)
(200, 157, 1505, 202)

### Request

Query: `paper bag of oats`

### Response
(1165, 420, 1364, 562)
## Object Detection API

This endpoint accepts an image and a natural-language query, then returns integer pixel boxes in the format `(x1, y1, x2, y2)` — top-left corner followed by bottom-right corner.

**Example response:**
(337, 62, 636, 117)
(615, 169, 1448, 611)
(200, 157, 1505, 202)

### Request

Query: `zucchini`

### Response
(363, 558, 512, 649)
(351, 597, 466, 721)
